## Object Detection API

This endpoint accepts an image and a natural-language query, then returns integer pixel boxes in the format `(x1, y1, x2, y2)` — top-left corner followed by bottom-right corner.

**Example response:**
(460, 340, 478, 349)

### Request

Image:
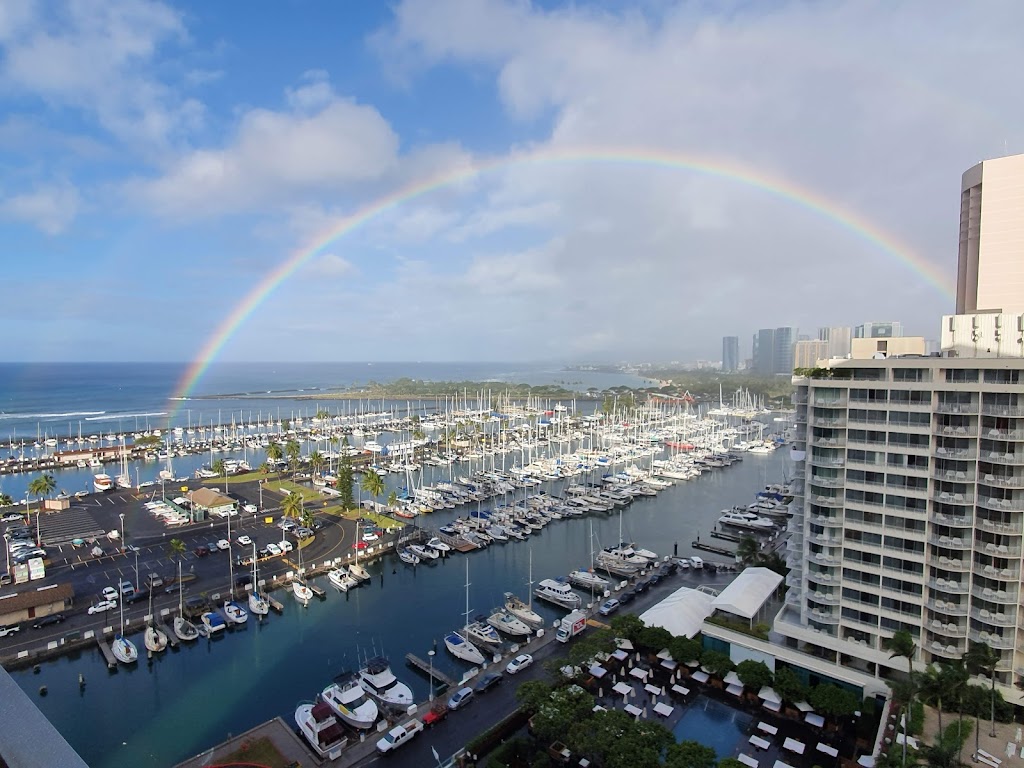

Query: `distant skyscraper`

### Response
(956, 153, 1024, 314)
(753, 329, 775, 375)
(818, 326, 853, 358)
(855, 321, 903, 339)
(772, 326, 797, 375)
(793, 339, 829, 368)
(722, 336, 739, 372)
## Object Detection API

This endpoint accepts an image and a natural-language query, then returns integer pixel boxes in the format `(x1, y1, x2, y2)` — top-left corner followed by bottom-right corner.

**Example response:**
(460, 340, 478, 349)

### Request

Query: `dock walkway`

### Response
(405, 653, 456, 689)
(95, 637, 116, 669)
(691, 540, 735, 557)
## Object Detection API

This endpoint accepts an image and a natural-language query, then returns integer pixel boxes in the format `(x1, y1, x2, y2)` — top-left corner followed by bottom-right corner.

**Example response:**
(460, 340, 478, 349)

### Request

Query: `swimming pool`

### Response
(673, 694, 754, 758)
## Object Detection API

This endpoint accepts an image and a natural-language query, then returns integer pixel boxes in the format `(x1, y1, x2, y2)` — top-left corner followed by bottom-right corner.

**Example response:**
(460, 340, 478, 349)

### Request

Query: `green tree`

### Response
(211, 458, 227, 491)
(308, 450, 325, 477)
(920, 662, 968, 739)
(964, 641, 1000, 739)
(809, 684, 860, 718)
(609, 613, 645, 644)
(387, 490, 398, 509)
(282, 492, 303, 522)
(884, 629, 918, 768)
(771, 666, 808, 705)
(637, 625, 673, 652)
(664, 740, 717, 768)
(266, 442, 283, 464)
(0, 493, 13, 507)
(27, 473, 56, 540)
(529, 685, 595, 745)
(570, 709, 672, 768)
(285, 439, 301, 471)
(133, 434, 163, 449)
(719, 759, 746, 768)
(736, 535, 761, 566)
(361, 467, 385, 508)
(736, 659, 774, 691)
(669, 636, 702, 665)
(168, 537, 186, 563)
(515, 679, 553, 715)
(700, 649, 734, 678)
(336, 436, 354, 509)
(280, 418, 290, 432)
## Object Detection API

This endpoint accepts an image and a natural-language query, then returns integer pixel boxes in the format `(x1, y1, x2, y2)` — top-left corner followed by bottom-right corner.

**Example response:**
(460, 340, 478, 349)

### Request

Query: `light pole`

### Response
(134, 550, 139, 593)
(119, 513, 125, 553)
(3, 533, 10, 578)
(428, 649, 435, 701)
(259, 481, 264, 513)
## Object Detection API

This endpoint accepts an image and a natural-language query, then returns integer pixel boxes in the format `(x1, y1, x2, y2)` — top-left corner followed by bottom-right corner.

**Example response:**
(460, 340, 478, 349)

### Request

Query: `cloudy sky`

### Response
(1, 0, 1020, 364)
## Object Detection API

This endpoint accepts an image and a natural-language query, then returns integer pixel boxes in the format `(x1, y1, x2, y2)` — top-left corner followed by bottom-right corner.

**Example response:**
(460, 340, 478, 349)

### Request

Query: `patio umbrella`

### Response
(795, 700, 814, 712)
(758, 686, 782, 705)
(724, 671, 743, 688)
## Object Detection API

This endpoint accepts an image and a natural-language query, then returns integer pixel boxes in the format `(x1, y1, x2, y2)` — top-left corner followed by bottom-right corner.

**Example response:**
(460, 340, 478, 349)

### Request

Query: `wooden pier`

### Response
(710, 530, 743, 543)
(308, 583, 326, 599)
(405, 653, 456, 689)
(162, 621, 179, 648)
(96, 637, 117, 669)
(691, 540, 735, 557)
(438, 531, 477, 553)
(266, 594, 284, 613)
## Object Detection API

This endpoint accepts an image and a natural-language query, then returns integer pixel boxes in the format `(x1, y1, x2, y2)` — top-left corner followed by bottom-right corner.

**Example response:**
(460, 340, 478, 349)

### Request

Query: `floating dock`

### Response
(162, 622, 179, 648)
(438, 532, 477, 553)
(266, 594, 284, 613)
(710, 530, 743, 543)
(405, 653, 456, 689)
(691, 540, 735, 557)
(96, 637, 117, 669)
(308, 583, 326, 599)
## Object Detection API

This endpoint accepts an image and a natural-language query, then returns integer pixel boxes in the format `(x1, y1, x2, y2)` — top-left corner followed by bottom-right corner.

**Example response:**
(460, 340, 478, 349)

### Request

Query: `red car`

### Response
(193, 544, 210, 557)
(351, 541, 368, 550)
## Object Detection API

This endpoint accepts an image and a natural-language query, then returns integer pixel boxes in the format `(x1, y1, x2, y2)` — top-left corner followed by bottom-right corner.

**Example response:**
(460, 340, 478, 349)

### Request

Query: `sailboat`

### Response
(143, 587, 169, 653)
(173, 560, 199, 641)
(348, 522, 371, 582)
(111, 594, 139, 664)
(248, 543, 269, 616)
(292, 536, 314, 605)
(444, 559, 486, 665)
(503, 549, 543, 627)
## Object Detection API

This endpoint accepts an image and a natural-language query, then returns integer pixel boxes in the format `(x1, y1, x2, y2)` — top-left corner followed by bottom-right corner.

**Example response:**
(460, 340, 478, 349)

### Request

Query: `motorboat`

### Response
(293, 579, 313, 605)
(444, 630, 486, 664)
(295, 701, 347, 759)
(111, 633, 138, 664)
(358, 656, 413, 708)
(93, 473, 114, 493)
(328, 567, 359, 592)
(143, 623, 169, 653)
(398, 548, 420, 565)
(617, 542, 658, 561)
(600, 546, 649, 567)
(568, 568, 610, 591)
(718, 510, 775, 530)
(534, 578, 582, 609)
(409, 543, 438, 560)
(504, 592, 543, 626)
(321, 675, 379, 730)
(465, 617, 502, 646)
(223, 600, 248, 624)
(425, 536, 451, 553)
(487, 608, 532, 637)
(201, 611, 226, 634)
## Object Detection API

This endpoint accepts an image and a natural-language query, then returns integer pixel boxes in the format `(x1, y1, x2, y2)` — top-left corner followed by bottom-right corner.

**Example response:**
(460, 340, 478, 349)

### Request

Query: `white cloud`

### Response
(1, 180, 80, 234)
(306, 253, 356, 278)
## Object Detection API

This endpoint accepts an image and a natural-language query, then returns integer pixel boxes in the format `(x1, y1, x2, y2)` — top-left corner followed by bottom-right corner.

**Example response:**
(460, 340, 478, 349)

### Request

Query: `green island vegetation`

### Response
(295, 378, 582, 400)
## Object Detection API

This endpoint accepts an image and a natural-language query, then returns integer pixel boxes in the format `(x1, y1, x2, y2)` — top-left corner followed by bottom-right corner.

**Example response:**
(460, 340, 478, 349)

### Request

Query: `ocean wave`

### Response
(85, 411, 168, 421)
(0, 410, 106, 420)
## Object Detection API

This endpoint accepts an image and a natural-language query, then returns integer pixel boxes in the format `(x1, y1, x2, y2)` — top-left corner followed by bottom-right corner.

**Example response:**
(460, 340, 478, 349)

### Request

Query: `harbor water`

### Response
(11, 448, 789, 768)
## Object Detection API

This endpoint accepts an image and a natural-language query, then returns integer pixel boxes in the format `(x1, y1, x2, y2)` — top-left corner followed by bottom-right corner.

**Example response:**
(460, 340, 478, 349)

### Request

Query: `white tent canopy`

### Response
(639, 586, 716, 638)
(759, 686, 781, 704)
(710, 567, 784, 620)
(724, 671, 743, 687)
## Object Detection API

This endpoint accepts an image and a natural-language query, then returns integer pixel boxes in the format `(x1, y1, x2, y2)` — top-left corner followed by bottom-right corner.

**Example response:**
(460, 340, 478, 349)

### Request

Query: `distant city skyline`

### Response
(1, 2, 1021, 363)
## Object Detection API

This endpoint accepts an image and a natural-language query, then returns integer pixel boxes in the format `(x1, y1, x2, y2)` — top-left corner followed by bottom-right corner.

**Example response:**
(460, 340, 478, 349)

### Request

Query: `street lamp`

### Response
(3, 533, 10, 578)
(133, 549, 139, 593)
(119, 513, 125, 552)
(428, 649, 435, 701)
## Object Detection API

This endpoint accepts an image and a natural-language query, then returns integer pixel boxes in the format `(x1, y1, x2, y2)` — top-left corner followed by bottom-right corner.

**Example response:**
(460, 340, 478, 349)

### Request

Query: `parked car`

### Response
(1, 512, 23, 522)
(277, 519, 298, 531)
(119, 580, 135, 599)
(618, 589, 636, 605)
(506, 654, 534, 675)
(598, 598, 620, 616)
(88, 600, 117, 615)
(146, 573, 165, 589)
(31, 614, 65, 629)
(216, 539, 230, 551)
(265, 543, 282, 556)
(242, 503, 258, 514)
(277, 540, 293, 553)
(295, 527, 313, 540)
(351, 541, 368, 550)
(193, 544, 210, 557)
(362, 530, 380, 542)
(0, 624, 20, 638)
(235, 534, 252, 546)
(447, 687, 474, 711)
(474, 672, 503, 694)
(101, 587, 119, 601)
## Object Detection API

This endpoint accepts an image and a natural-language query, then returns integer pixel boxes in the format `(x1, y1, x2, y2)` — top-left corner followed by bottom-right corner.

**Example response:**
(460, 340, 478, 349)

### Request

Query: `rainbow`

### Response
(170, 145, 953, 402)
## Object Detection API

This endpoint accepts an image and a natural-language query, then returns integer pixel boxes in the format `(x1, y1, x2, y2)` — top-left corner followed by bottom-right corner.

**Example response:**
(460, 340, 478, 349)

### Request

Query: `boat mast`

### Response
(527, 548, 534, 610)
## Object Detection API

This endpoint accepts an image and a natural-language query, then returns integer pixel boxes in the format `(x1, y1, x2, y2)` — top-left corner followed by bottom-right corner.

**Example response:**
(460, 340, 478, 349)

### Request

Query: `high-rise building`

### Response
(855, 321, 903, 339)
(772, 326, 797, 375)
(956, 153, 1024, 315)
(780, 356, 1024, 701)
(722, 336, 740, 373)
(793, 339, 829, 368)
(753, 329, 775, 376)
(818, 326, 853, 358)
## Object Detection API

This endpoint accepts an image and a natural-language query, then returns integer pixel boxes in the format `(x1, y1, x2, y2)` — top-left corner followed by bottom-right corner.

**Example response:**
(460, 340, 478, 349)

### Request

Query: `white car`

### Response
(362, 530, 380, 542)
(88, 599, 117, 615)
(101, 587, 119, 601)
(265, 543, 282, 556)
(236, 535, 253, 546)
(506, 654, 534, 675)
(216, 539, 230, 551)
(243, 503, 258, 514)
(278, 540, 293, 553)
(0, 625, 20, 638)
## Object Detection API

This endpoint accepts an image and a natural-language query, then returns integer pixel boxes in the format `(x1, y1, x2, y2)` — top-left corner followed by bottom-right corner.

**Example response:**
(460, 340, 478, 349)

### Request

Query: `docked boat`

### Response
(504, 592, 544, 627)
(111, 633, 138, 664)
(465, 617, 502, 647)
(617, 542, 658, 561)
(93, 473, 114, 493)
(143, 623, 168, 653)
(444, 630, 486, 664)
(321, 674, 379, 730)
(534, 578, 582, 609)
(408, 543, 438, 560)
(357, 656, 413, 708)
(718, 510, 775, 530)
(487, 608, 532, 637)
(201, 611, 226, 634)
(248, 543, 270, 616)
(174, 614, 199, 641)
(348, 562, 371, 582)
(295, 701, 347, 759)
(293, 579, 313, 605)
(328, 567, 359, 592)
(568, 568, 610, 591)
(425, 536, 451, 553)
(398, 548, 420, 565)
(223, 600, 248, 624)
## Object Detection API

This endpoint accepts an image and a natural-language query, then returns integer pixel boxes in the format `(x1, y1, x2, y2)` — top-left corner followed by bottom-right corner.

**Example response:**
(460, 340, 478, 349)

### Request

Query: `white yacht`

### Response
(503, 592, 543, 626)
(487, 608, 532, 637)
(425, 536, 451, 553)
(328, 567, 359, 592)
(293, 579, 313, 605)
(348, 562, 371, 582)
(718, 510, 775, 530)
(358, 656, 413, 708)
(321, 675, 379, 730)
(201, 611, 226, 634)
(568, 569, 610, 591)
(444, 630, 486, 664)
(409, 543, 438, 560)
(534, 578, 582, 609)
(295, 701, 346, 759)
(93, 473, 114, 492)
(143, 624, 168, 653)
(465, 618, 502, 647)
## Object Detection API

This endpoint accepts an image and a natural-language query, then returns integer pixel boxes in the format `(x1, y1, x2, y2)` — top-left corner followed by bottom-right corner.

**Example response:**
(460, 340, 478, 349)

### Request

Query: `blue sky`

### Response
(1, 0, 1021, 363)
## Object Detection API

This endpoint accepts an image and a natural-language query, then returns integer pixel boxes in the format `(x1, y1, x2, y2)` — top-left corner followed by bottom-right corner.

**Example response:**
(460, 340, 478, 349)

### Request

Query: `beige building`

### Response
(850, 336, 926, 359)
(956, 153, 1024, 315)
(943, 312, 1024, 359)
(782, 356, 1024, 702)
(794, 339, 830, 368)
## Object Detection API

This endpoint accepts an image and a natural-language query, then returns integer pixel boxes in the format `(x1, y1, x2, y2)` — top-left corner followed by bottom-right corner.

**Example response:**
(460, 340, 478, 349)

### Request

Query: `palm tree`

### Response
(211, 458, 227, 492)
(920, 662, 968, 738)
(309, 451, 325, 478)
(964, 641, 1000, 738)
(168, 537, 187, 563)
(0, 493, 13, 508)
(736, 536, 761, 566)
(27, 473, 56, 542)
(266, 442, 283, 465)
(884, 630, 917, 768)
(285, 439, 301, 472)
(361, 468, 385, 511)
(282, 491, 303, 522)
(387, 490, 398, 510)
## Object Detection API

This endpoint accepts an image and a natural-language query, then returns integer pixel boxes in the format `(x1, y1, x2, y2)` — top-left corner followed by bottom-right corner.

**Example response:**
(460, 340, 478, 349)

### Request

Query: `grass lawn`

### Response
(263, 480, 322, 502)
(202, 470, 281, 485)
(328, 506, 401, 530)
(220, 736, 291, 767)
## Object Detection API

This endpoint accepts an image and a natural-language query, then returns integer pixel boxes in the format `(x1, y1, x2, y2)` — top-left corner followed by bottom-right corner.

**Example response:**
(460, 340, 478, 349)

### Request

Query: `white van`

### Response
(689, 556, 704, 570)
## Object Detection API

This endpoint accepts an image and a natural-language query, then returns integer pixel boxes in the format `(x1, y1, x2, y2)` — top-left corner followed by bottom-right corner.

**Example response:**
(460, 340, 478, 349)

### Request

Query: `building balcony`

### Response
(933, 490, 975, 505)
(933, 468, 976, 483)
(810, 436, 846, 449)
(972, 584, 1018, 604)
(811, 495, 843, 508)
(977, 540, 1023, 558)
(982, 428, 1024, 441)
(928, 597, 967, 616)
(982, 405, 1024, 418)
(933, 447, 977, 460)
(808, 532, 843, 546)
(929, 577, 968, 594)
(975, 563, 1020, 582)
(813, 397, 848, 408)
(846, 517, 885, 533)
(978, 497, 1024, 513)
(811, 552, 841, 567)
(980, 474, 1024, 489)
(809, 475, 843, 488)
(810, 455, 845, 468)
(806, 570, 837, 585)
(808, 608, 840, 624)
(934, 424, 979, 437)
(982, 452, 1024, 466)
(811, 417, 846, 428)
(930, 512, 974, 528)
(929, 534, 971, 550)
(807, 590, 840, 606)
(971, 607, 1017, 627)
(929, 554, 970, 572)
(927, 640, 965, 660)
(969, 630, 1014, 649)
(936, 402, 978, 415)
(810, 514, 843, 528)
(927, 619, 967, 638)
